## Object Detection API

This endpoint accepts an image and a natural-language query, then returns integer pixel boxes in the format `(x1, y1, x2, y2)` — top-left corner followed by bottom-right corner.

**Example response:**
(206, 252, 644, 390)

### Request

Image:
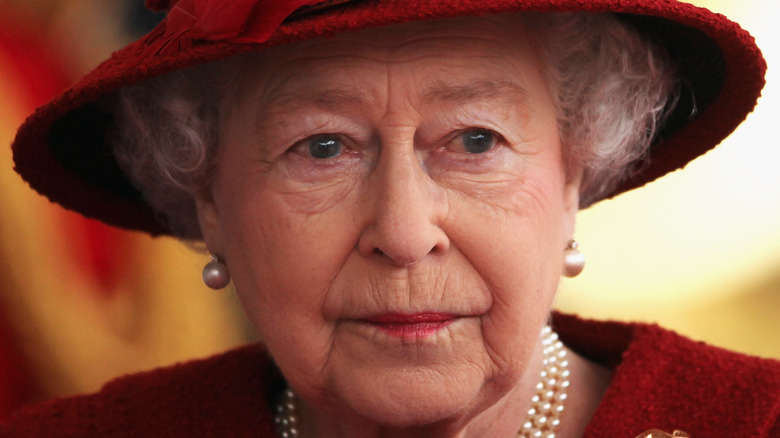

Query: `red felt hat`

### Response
(11, 0, 766, 236)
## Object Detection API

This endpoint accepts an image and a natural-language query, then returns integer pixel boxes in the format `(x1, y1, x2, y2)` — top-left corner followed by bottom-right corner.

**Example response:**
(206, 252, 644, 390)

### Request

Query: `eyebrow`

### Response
(421, 80, 531, 108)
(260, 79, 531, 117)
(262, 85, 369, 115)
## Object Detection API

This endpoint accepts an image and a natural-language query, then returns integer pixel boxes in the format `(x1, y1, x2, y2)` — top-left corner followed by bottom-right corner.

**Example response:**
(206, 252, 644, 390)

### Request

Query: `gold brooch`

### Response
(635, 430, 690, 438)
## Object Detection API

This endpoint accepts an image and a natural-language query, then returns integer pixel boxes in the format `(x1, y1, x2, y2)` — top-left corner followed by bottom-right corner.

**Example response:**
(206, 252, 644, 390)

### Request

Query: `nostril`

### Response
(374, 247, 411, 266)
(372, 242, 442, 267)
(429, 241, 446, 255)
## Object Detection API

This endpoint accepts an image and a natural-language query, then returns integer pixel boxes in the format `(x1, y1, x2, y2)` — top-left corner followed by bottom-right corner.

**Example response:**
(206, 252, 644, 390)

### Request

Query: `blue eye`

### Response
(308, 135, 342, 159)
(461, 129, 495, 154)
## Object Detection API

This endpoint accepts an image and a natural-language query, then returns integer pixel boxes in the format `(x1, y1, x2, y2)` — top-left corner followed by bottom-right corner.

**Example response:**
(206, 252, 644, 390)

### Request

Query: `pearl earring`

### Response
(202, 254, 231, 289)
(563, 240, 585, 278)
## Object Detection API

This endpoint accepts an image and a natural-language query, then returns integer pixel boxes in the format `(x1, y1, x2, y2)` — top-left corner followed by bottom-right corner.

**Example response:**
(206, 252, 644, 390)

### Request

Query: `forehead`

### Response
(230, 13, 550, 107)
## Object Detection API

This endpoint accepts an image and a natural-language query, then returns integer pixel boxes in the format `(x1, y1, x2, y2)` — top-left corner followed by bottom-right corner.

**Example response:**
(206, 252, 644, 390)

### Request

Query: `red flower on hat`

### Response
(154, 0, 327, 54)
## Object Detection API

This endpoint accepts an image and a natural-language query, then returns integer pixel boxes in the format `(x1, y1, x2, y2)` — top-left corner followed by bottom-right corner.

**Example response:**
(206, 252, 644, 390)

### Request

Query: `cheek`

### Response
(213, 141, 361, 298)
(224, 201, 362, 384)
(447, 188, 563, 305)
(441, 159, 568, 367)
(213, 173, 362, 363)
(225, 195, 358, 308)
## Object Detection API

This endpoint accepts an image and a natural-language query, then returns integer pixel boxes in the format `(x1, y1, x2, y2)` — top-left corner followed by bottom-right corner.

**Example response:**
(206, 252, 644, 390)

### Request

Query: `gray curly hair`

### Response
(112, 12, 677, 240)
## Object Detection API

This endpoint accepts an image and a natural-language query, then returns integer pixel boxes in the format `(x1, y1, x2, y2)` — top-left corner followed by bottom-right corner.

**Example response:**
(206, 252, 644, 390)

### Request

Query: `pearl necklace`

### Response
(275, 387, 300, 438)
(274, 325, 569, 438)
(518, 325, 570, 438)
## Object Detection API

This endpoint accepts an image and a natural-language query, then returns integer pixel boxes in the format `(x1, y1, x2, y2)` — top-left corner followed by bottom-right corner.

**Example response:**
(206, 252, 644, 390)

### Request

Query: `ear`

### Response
(194, 188, 224, 255)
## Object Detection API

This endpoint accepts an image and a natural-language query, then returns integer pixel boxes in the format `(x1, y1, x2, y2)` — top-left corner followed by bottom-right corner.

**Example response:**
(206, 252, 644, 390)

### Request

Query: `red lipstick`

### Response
(365, 313, 456, 338)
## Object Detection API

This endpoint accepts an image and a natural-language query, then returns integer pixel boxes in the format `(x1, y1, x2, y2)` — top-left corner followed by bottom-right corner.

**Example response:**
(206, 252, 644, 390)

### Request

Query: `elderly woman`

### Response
(4, 0, 779, 437)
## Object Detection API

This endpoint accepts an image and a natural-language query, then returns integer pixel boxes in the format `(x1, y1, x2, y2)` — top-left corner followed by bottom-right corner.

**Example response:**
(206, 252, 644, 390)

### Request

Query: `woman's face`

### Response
(196, 14, 581, 432)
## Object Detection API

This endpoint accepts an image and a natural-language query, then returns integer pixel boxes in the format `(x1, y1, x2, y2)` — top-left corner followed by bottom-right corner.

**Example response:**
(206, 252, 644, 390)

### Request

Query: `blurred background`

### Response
(0, 0, 777, 421)
(555, 0, 780, 358)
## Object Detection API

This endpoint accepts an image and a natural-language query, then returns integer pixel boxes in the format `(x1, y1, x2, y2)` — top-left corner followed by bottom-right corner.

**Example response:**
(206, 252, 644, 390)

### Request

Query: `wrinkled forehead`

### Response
(225, 13, 551, 111)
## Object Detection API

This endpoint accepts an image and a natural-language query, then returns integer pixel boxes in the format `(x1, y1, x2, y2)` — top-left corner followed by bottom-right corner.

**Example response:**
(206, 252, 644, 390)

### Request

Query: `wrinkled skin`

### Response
(196, 14, 599, 438)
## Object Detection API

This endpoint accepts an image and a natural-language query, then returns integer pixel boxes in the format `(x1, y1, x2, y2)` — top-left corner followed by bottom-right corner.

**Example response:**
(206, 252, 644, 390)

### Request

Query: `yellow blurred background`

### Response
(556, 0, 780, 360)
(0, 0, 777, 418)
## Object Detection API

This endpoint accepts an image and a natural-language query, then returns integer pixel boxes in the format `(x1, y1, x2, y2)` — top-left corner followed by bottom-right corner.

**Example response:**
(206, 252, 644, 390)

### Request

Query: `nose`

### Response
(357, 145, 449, 266)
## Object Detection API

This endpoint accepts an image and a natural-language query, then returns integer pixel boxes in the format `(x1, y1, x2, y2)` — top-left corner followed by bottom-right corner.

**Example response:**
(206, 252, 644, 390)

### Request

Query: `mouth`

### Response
(362, 313, 457, 338)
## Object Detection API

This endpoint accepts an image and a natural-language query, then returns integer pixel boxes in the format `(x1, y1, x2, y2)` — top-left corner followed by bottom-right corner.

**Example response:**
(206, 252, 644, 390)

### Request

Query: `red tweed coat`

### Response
(2, 314, 779, 437)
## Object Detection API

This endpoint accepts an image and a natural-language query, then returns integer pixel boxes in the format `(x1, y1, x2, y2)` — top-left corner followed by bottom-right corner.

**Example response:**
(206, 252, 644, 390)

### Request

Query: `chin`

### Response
(331, 365, 497, 429)
(349, 395, 469, 429)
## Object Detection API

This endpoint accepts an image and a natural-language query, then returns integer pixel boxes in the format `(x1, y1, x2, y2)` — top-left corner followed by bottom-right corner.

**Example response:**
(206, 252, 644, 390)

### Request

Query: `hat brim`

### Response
(11, 0, 766, 236)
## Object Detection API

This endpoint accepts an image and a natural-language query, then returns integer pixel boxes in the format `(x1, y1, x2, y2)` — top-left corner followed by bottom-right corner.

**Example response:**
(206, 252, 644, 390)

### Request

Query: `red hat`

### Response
(11, 0, 766, 236)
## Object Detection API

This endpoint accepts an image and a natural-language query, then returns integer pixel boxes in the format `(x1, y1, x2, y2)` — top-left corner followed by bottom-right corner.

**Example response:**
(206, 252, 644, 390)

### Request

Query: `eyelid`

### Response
(444, 128, 503, 153)
(442, 101, 533, 142)
(289, 132, 360, 159)
(271, 112, 363, 151)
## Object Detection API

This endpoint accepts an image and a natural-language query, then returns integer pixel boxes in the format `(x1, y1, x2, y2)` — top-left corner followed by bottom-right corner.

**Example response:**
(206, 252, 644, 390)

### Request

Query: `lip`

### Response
(362, 313, 457, 338)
